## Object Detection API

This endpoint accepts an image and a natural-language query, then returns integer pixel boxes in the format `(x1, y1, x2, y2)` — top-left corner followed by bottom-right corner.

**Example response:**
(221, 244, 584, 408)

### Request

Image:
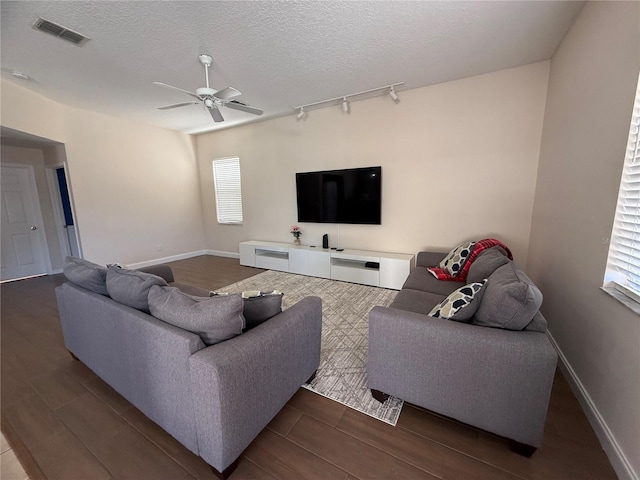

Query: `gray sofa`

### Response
(56, 262, 322, 478)
(368, 248, 557, 456)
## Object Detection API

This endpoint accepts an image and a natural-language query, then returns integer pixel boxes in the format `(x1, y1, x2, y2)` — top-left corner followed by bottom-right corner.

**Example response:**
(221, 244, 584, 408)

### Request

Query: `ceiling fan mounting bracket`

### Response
(198, 54, 213, 67)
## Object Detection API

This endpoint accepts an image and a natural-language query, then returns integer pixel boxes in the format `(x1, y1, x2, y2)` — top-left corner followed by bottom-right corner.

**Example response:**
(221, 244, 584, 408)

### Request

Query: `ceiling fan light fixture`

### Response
(10, 71, 30, 81)
(389, 86, 399, 102)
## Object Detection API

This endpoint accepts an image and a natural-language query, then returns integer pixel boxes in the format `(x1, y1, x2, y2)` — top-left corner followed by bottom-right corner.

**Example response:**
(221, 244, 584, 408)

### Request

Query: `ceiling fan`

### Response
(154, 54, 263, 123)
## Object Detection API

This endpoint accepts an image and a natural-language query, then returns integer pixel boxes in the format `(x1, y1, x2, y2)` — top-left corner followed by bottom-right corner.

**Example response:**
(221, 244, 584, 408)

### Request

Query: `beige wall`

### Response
(0, 145, 64, 270)
(197, 62, 549, 264)
(528, 2, 640, 479)
(1, 81, 206, 266)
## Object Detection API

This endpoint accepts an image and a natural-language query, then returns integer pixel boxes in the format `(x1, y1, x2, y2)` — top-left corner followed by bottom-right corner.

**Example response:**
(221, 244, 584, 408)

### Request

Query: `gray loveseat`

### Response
(368, 247, 557, 456)
(56, 260, 322, 478)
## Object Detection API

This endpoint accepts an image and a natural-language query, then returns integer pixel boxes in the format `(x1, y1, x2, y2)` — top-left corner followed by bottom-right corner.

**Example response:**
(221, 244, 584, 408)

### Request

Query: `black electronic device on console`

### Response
(322, 234, 329, 249)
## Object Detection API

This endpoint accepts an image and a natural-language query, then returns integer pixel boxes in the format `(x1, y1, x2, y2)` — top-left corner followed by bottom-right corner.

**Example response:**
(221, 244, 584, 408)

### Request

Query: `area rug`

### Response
(217, 270, 404, 425)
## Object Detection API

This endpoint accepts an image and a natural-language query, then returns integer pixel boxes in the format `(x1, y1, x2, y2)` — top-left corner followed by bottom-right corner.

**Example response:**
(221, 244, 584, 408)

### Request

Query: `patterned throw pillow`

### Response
(439, 241, 476, 276)
(428, 280, 487, 322)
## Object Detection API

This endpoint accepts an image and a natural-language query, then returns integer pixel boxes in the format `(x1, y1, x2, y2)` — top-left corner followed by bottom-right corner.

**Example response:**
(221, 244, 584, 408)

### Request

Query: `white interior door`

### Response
(1, 165, 49, 281)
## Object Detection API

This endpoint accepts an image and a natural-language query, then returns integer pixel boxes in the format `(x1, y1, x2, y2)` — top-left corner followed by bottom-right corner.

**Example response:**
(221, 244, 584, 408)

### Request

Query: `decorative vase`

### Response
(294, 238, 301, 246)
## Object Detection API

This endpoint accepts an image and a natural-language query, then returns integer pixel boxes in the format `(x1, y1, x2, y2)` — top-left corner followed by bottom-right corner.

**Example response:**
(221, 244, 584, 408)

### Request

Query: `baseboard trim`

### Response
(124, 249, 239, 269)
(127, 250, 209, 269)
(205, 249, 240, 259)
(546, 331, 638, 480)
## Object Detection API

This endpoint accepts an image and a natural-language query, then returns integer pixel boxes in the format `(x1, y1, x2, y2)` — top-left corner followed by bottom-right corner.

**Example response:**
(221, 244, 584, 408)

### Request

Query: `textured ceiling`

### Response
(1, 1, 584, 135)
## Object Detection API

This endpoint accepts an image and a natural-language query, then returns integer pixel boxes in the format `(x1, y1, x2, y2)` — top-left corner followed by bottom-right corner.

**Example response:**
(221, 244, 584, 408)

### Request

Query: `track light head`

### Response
(296, 107, 305, 120)
(342, 97, 349, 113)
(389, 86, 399, 102)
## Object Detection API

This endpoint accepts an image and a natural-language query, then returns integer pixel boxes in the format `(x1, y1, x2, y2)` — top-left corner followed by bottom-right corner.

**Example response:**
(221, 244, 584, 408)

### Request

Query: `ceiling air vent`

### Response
(32, 18, 90, 46)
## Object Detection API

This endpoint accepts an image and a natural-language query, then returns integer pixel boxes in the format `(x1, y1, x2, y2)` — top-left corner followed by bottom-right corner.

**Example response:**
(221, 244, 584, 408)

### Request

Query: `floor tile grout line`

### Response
(0, 415, 46, 480)
(279, 412, 431, 480)
(46, 416, 118, 480)
(392, 421, 529, 480)
(260, 419, 352, 480)
(119, 409, 201, 478)
(330, 421, 446, 480)
(0, 446, 30, 480)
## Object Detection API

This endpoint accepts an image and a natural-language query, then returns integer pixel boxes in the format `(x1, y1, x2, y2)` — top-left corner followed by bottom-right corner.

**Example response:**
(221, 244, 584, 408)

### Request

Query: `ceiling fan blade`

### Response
(158, 101, 200, 110)
(213, 87, 241, 101)
(226, 101, 263, 116)
(209, 106, 224, 122)
(153, 82, 200, 100)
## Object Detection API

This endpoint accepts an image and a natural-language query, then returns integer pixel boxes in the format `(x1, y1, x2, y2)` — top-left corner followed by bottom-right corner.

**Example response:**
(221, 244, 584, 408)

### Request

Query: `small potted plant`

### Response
(291, 225, 302, 246)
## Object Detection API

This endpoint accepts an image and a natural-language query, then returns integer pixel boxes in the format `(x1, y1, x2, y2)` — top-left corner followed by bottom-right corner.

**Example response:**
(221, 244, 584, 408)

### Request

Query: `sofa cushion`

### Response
(148, 286, 244, 345)
(171, 282, 213, 298)
(106, 266, 168, 312)
(428, 280, 487, 322)
(63, 256, 109, 295)
(389, 289, 446, 315)
(439, 241, 476, 276)
(472, 262, 543, 330)
(524, 311, 548, 333)
(402, 267, 465, 296)
(467, 247, 511, 283)
(241, 291, 284, 331)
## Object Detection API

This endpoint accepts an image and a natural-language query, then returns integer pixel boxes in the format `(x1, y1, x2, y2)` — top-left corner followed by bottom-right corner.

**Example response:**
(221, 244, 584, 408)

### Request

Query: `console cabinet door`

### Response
(289, 249, 330, 278)
(239, 243, 256, 267)
(306, 250, 331, 279)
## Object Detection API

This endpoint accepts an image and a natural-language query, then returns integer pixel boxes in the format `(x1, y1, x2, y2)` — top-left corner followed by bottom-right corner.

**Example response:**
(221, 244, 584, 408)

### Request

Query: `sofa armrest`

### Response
(188, 296, 322, 472)
(137, 264, 174, 283)
(416, 251, 447, 267)
(368, 306, 557, 447)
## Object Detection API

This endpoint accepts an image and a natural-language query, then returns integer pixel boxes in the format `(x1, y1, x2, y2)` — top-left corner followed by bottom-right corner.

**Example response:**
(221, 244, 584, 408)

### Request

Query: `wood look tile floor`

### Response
(1, 255, 618, 480)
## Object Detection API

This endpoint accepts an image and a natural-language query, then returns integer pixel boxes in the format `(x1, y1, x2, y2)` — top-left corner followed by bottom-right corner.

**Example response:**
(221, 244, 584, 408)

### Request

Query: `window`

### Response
(604, 74, 640, 307)
(212, 157, 243, 224)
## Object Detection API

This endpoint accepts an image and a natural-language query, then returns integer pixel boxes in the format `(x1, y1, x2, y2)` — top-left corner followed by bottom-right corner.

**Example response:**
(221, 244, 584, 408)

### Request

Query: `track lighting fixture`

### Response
(389, 86, 399, 102)
(294, 82, 403, 119)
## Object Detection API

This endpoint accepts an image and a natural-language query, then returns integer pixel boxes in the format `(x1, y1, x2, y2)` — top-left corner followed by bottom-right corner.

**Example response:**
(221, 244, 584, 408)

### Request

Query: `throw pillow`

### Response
(106, 266, 168, 312)
(241, 290, 284, 330)
(428, 280, 487, 322)
(439, 241, 476, 276)
(472, 262, 543, 330)
(63, 256, 109, 295)
(148, 286, 244, 346)
(467, 246, 511, 283)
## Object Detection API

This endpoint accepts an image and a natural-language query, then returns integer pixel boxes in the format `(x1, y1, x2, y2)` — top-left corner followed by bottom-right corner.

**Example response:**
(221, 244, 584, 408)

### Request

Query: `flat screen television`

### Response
(296, 166, 381, 224)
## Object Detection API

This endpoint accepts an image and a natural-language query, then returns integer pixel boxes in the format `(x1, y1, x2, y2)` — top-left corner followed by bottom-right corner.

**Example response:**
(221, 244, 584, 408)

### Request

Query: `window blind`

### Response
(605, 75, 640, 300)
(212, 158, 243, 224)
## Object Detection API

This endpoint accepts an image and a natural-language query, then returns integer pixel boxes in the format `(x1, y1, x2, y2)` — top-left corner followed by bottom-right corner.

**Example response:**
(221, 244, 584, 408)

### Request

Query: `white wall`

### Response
(1, 80, 206, 265)
(527, 2, 640, 479)
(197, 62, 549, 265)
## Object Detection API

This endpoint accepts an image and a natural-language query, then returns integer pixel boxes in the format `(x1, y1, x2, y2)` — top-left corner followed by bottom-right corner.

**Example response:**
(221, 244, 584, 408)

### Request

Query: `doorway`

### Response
(1, 126, 81, 281)
(0, 164, 51, 281)
(48, 165, 81, 258)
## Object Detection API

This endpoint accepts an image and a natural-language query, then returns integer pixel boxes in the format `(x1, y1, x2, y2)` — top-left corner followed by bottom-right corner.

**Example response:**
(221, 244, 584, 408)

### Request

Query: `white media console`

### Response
(239, 241, 415, 290)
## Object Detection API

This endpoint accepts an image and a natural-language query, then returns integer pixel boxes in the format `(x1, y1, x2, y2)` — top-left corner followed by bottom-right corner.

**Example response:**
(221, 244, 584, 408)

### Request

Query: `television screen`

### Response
(296, 166, 381, 224)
